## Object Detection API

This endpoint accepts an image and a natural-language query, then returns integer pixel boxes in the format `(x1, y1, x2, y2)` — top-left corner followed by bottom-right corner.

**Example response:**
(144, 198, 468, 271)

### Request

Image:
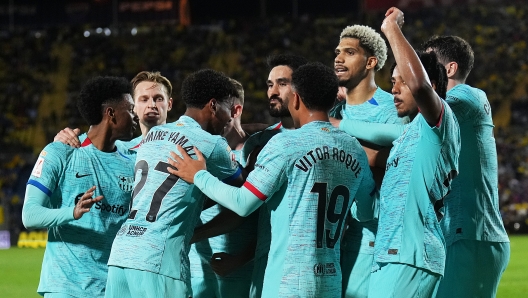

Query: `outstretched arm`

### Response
(167, 146, 263, 217)
(381, 7, 443, 126)
(22, 185, 103, 229)
(338, 120, 405, 147)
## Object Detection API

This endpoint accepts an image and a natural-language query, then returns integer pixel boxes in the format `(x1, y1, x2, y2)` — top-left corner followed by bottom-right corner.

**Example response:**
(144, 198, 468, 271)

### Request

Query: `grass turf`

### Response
(0, 235, 526, 297)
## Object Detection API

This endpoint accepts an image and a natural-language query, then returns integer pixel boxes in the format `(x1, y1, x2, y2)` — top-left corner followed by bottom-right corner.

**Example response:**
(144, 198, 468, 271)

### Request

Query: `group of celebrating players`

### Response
(22, 7, 509, 298)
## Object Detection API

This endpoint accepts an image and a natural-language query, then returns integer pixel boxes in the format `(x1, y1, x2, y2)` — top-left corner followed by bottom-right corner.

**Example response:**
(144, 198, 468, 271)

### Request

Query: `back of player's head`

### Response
(77, 76, 132, 125)
(340, 25, 388, 71)
(229, 78, 244, 105)
(181, 69, 239, 109)
(422, 35, 474, 80)
(267, 54, 308, 72)
(131, 71, 173, 98)
(390, 51, 447, 99)
(291, 62, 339, 112)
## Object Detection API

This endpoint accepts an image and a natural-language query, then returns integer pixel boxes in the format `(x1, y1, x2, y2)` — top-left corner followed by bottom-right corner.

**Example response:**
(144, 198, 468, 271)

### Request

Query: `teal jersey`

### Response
(107, 116, 241, 285)
(245, 121, 377, 298)
(241, 122, 285, 259)
(337, 88, 404, 254)
(442, 84, 508, 245)
(375, 102, 460, 276)
(27, 140, 135, 297)
(79, 133, 141, 151)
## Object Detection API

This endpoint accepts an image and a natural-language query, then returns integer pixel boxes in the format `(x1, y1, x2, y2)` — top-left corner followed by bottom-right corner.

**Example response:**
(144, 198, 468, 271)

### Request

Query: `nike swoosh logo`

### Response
(76, 173, 92, 178)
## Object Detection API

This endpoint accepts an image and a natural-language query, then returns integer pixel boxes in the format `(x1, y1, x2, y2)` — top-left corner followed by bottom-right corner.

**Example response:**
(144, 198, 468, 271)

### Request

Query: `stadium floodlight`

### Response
(84, 31, 90, 37)
(131, 28, 137, 36)
(104, 28, 111, 36)
(96, 27, 103, 34)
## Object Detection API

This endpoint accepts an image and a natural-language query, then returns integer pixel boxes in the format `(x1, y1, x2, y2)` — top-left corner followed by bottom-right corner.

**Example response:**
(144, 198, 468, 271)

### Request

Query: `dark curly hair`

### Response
(77, 76, 132, 125)
(390, 51, 447, 99)
(267, 54, 308, 72)
(422, 35, 474, 81)
(181, 69, 239, 109)
(291, 62, 339, 111)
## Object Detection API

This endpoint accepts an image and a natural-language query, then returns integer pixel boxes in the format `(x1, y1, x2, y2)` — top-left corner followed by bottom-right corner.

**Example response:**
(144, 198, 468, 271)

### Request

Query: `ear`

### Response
(167, 98, 173, 111)
(207, 98, 218, 113)
(105, 106, 115, 119)
(431, 80, 437, 91)
(232, 104, 243, 119)
(366, 56, 378, 70)
(445, 62, 458, 79)
(292, 92, 301, 111)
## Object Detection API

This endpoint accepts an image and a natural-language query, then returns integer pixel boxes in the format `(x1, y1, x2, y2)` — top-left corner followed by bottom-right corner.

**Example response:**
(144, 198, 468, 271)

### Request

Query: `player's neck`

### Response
(280, 116, 295, 129)
(86, 126, 117, 152)
(224, 120, 248, 150)
(345, 78, 377, 105)
(297, 108, 329, 127)
(447, 79, 463, 91)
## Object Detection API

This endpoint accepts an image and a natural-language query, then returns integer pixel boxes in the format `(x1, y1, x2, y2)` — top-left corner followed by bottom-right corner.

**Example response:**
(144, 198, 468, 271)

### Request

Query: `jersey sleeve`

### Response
(194, 170, 263, 217)
(445, 86, 475, 123)
(206, 138, 242, 182)
(22, 185, 75, 229)
(243, 135, 288, 202)
(349, 151, 379, 222)
(23, 143, 75, 229)
(339, 120, 406, 147)
(422, 101, 457, 144)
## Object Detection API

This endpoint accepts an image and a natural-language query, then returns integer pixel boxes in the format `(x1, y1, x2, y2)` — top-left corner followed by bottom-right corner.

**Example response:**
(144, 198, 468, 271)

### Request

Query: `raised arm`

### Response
(381, 7, 443, 126)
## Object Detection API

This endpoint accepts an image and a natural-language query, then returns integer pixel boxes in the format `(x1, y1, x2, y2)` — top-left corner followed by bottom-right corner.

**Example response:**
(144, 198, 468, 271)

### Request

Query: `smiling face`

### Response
(391, 66, 419, 119)
(267, 65, 293, 118)
(133, 81, 172, 130)
(334, 38, 370, 89)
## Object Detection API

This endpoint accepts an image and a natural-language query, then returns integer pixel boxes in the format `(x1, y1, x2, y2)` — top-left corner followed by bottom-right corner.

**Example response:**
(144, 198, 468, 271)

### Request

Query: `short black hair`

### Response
(390, 51, 448, 99)
(267, 54, 308, 72)
(291, 62, 339, 112)
(422, 35, 474, 80)
(181, 69, 239, 109)
(77, 76, 132, 125)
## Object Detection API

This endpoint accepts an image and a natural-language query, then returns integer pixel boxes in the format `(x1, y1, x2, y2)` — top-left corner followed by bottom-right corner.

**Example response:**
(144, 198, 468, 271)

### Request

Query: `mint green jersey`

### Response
(107, 116, 241, 287)
(375, 102, 460, 276)
(441, 84, 508, 245)
(26, 140, 135, 297)
(245, 121, 377, 297)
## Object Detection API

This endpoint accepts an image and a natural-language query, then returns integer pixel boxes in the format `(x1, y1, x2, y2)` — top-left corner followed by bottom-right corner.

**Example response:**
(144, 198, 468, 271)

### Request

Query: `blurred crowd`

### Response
(1, 2, 528, 241)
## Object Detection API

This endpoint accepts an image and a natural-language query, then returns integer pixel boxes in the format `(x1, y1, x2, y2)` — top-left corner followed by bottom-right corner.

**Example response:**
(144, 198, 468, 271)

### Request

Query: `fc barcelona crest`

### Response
(118, 175, 134, 192)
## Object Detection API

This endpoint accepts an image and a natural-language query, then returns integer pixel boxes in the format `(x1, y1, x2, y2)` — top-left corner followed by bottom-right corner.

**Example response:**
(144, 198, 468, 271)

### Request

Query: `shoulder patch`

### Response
(31, 157, 45, 178)
(40, 151, 47, 157)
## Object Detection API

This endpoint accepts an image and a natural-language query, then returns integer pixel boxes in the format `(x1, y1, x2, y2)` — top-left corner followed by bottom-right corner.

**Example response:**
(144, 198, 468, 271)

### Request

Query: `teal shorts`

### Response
(436, 240, 510, 298)
(341, 251, 373, 298)
(105, 266, 191, 298)
(191, 276, 250, 298)
(368, 263, 441, 298)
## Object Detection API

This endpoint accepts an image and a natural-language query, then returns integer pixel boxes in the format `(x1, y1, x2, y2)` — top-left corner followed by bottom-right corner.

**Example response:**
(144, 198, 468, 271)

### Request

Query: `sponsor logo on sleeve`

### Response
(31, 157, 45, 178)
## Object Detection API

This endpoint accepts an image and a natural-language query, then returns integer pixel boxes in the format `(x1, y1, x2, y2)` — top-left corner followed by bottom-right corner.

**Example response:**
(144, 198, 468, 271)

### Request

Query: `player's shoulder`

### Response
(42, 141, 76, 159)
(447, 84, 487, 103)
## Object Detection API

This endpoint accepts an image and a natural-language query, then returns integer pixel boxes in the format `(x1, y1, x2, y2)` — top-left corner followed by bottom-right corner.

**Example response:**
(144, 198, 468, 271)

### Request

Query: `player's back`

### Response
(108, 115, 240, 285)
(29, 141, 135, 297)
(442, 84, 508, 244)
(259, 121, 375, 298)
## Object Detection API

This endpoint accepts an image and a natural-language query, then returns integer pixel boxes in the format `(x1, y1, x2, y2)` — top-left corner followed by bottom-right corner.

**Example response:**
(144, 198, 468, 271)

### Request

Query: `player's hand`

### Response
(329, 117, 341, 128)
(54, 127, 81, 148)
(167, 145, 206, 184)
(73, 186, 103, 220)
(210, 252, 244, 277)
(381, 7, 404, 33)
(337, 86, 347, 101)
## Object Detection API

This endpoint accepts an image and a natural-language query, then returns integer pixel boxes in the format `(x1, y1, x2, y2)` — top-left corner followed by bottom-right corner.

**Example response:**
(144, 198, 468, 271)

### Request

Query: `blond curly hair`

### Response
(340, 25, 387, 71)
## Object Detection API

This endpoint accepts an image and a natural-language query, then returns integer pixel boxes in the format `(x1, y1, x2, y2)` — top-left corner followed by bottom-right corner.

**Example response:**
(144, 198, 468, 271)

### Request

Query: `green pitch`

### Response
(0, 235, 527, 297)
